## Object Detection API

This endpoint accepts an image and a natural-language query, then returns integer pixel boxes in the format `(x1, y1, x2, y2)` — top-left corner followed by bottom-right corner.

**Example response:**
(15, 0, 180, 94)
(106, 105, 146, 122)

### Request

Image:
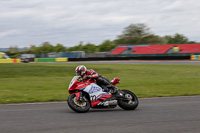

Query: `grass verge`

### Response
(0, 63, 200, 104)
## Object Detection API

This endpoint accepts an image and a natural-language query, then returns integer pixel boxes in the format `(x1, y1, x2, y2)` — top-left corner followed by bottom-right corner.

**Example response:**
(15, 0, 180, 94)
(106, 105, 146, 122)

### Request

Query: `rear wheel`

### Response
(118, 90, 139, 110)
(67, 94, 90, 113)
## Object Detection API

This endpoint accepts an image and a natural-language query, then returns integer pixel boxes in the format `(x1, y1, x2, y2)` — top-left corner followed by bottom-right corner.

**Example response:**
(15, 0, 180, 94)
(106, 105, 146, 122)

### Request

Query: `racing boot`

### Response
(107, 85, 124, 99)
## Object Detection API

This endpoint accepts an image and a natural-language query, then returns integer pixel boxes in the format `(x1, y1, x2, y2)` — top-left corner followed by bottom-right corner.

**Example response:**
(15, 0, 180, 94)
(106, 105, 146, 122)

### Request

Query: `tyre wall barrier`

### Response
(35, 58, 68, 62)
(55, 58, 68, 62)
(0, 59, 21, 63)
(68, 56, 189, 61)
(191, 55, 200, 60)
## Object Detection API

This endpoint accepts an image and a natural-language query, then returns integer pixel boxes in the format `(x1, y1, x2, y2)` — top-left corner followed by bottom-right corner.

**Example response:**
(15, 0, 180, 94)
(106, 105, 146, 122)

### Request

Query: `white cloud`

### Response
(0, 0, 200, 48)
(0, 29, 24, 38)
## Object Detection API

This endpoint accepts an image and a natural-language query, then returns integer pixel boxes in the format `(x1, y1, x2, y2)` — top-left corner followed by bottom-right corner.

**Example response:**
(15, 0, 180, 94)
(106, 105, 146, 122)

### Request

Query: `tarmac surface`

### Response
(0, 96, 200, 133)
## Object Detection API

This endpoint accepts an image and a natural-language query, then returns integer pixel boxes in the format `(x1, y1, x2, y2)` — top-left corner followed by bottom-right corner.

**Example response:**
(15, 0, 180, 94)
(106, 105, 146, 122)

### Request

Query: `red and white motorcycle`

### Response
(67, 76, 139, 113)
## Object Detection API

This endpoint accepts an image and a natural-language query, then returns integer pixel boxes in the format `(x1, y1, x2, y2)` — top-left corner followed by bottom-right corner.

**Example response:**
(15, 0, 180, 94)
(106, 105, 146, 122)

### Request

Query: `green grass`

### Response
(0, 63, 200, 104)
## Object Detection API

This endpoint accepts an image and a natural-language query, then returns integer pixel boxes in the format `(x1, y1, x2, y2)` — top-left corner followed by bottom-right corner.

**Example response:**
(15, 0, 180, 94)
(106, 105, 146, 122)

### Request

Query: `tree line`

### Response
(7, 23, 198, 57)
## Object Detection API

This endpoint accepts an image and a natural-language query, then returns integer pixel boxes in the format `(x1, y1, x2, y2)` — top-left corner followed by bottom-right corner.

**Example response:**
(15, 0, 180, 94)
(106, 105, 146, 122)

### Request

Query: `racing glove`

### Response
(83, 75, 92, 80)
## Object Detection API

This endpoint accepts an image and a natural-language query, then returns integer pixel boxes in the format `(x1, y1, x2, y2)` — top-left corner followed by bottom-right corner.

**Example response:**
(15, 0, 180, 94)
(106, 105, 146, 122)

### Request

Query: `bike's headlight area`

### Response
(68, 76, 79, 89)
(68, 81, 74, 89)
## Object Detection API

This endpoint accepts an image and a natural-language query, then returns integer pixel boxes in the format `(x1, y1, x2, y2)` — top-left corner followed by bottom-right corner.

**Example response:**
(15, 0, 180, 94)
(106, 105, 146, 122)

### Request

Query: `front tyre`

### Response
(67, 94, 90, 113)
(118, 90, 139, 110)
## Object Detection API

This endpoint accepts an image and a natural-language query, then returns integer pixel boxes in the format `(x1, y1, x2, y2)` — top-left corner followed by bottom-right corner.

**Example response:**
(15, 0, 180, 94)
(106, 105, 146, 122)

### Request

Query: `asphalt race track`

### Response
(0, 96, 200, 133)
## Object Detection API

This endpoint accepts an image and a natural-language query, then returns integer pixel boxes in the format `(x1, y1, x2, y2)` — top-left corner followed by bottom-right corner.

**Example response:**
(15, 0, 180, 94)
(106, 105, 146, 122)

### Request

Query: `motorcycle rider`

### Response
(75, 65, 124, 98)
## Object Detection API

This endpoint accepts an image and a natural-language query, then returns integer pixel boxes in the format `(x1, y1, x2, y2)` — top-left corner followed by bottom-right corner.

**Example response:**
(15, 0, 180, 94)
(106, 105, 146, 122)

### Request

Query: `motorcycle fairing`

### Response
(68, 76, 113, 107)
(82, 83, 112, 107)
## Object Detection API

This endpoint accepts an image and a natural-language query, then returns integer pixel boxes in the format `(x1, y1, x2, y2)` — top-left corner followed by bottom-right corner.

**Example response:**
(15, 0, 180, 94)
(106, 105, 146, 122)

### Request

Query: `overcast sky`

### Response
(0, 0, 200, 48)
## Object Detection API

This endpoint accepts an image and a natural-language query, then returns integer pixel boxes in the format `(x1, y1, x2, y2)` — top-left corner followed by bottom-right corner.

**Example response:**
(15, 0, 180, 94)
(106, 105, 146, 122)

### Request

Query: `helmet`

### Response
(75, 65, 87, 76)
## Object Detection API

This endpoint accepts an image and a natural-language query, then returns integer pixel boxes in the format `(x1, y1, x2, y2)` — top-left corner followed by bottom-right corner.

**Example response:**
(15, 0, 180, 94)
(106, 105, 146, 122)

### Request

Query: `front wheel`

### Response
(118, 90, 139, 110)
(67, 94, 90, 113)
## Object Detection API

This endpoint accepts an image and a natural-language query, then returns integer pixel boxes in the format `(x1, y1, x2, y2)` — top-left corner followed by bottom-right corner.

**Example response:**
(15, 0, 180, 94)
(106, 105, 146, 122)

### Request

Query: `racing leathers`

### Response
(82, 69, 123, 97)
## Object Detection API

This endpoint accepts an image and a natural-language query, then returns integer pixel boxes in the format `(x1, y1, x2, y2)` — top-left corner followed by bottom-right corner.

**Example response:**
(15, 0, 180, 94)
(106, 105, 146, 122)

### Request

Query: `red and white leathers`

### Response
(83, 69, 99, 79)
(82, 69, 111, 92)
(75, 65, 122, 96)
(75, 65, 110, 89)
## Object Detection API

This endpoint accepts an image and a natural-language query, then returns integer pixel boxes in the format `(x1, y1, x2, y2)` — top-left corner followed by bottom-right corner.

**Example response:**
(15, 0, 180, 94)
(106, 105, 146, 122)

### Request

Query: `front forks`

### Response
(79, 91, 83, 101)
(73, 91, 83, 101)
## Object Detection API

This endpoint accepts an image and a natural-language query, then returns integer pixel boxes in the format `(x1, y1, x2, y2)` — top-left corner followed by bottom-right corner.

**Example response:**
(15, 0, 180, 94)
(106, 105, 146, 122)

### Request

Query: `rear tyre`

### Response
(118, 90, 139, 110)
(67, 94, 90, 113)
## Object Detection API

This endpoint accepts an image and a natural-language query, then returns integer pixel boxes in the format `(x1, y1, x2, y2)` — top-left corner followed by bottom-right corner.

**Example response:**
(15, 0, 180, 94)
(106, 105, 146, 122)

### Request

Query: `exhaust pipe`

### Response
(103, 100, 117, 106)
